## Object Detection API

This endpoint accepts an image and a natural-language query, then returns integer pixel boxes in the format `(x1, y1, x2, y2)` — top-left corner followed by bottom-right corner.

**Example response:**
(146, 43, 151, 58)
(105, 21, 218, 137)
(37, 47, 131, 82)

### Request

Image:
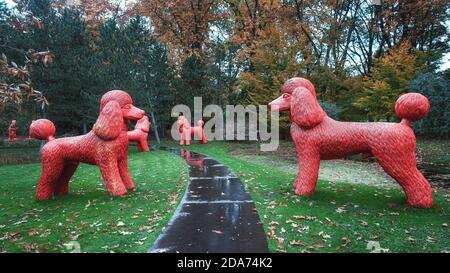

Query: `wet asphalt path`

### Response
(149, 147, 269, 253)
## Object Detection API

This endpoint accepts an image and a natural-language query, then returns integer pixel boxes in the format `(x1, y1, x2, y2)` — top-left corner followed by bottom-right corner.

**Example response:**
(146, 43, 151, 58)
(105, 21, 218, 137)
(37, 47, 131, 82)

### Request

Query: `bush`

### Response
(409, 72, 450, 138)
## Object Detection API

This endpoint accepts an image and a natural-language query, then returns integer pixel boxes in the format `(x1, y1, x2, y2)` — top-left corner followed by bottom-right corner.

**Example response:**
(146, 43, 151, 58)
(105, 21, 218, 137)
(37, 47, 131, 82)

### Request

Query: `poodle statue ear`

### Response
(290, 87, 326, 128)
(93, 101, 123, 140)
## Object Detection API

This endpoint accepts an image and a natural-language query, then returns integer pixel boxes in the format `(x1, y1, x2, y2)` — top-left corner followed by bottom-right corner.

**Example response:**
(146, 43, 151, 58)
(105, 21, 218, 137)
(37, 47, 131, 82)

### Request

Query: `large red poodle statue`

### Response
(29, 90, 145, 200)
(269, 77, 433, 208)
(127, 115, 150, 152)
(8, 120, 19, 142)
(177, 114, 207, 146)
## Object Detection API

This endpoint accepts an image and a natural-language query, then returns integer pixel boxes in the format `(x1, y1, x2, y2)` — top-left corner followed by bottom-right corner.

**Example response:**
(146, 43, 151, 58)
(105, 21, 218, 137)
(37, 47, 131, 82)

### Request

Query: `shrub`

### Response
(409, 73, 450, 138)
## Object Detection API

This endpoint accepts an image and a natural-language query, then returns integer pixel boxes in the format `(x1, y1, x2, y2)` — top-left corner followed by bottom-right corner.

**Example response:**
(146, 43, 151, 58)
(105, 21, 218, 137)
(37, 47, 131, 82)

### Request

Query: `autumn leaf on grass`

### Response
(359, 220, 369, 227)
(293, 215, 305, 220)
(22, 243, 36, 253)
(341, 237, 351, 246)
(28, 229, 39, 237)
(118, 231, 133, 236)
(269, 221, 279, 226)
(311, 231, 331, 240)
(308, 241, 327, 250)
(267, 229, 276, 238)
(335, 207, 346, 214)
(267, 201, 277, 209)
(290, 240, 305, 246)
(325, 217, 334, 227)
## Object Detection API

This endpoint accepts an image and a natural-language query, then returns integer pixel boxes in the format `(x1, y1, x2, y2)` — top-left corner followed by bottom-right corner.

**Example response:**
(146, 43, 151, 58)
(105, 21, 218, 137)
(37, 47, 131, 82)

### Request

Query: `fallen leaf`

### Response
(290, 240, 305, 246)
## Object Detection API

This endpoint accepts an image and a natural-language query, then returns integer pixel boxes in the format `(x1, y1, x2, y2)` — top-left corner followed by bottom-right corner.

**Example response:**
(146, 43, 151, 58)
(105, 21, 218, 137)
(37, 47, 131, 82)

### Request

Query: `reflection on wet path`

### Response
(149, 147, 269, 253)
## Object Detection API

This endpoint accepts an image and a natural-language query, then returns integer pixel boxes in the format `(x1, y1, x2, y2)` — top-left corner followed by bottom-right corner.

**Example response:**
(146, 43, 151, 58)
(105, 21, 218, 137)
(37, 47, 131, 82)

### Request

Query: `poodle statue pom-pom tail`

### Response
(269, 77, 433, 208)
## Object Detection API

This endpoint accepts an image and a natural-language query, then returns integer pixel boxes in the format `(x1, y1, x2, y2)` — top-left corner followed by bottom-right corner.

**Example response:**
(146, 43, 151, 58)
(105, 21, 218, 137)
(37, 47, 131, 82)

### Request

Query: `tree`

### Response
(410, 73, 450, 138)
(354, 42, 421, 121)
(95, 16, 175, 134)
(0, 1, 51, 111)
(139, 0, 220, 61)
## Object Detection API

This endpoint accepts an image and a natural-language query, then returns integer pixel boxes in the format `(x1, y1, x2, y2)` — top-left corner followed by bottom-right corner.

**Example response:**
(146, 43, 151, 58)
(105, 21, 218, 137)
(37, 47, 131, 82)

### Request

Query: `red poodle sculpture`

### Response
(127, 115, 151, 152)
(177, 114, 207, 146)
(269, 77, 432, 208)
(8, 120, 19, 142)
(29, 90, 145, 200)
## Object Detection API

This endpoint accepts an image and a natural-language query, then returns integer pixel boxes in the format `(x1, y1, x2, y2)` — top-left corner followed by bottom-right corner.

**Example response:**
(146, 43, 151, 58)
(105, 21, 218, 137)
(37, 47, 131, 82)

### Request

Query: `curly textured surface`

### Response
(127, 115, 150, 152)
(269, 77, 433, 208)
(7, 120, 18, 142)
(29, 119, 56, 141)
(177, 116, 207, 146)
(30, 90, 145, 200)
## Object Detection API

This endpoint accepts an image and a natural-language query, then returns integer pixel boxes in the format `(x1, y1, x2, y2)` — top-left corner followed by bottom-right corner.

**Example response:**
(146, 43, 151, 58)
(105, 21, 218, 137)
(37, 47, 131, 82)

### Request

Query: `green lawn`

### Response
(168, 141, 450, 253)
(1, 141, 448, 253)
(0, 147, 188, 253)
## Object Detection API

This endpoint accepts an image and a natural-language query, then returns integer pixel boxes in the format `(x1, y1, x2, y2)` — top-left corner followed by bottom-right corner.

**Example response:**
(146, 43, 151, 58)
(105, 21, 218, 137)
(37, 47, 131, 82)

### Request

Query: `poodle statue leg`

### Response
(375, 151, 432, 208)
(199, 129, 207, 144)
(118, 158, 135, 191)
(179, 131, 184, 145)
(139, 137, 149, 152)
(185, 130, 191, 146)
(294, 151, 320, 196)
(54, 162, 79, 196)
(36, 158, 65, 200)
(98, 159, 127, 196)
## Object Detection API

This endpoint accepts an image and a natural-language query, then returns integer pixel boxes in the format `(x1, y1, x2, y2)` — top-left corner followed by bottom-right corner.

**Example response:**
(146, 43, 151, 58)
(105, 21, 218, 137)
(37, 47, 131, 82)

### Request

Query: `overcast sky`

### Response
(3, 0, 450, 71)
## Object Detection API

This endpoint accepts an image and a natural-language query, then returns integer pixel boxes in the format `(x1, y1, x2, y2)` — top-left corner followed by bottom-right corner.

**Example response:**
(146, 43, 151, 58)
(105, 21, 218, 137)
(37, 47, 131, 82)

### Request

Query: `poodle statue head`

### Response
(269, 77, 326, 128)
(99, 90, 145, 121)
(93, 90, 145, 140)
(177, 114, 190, 132)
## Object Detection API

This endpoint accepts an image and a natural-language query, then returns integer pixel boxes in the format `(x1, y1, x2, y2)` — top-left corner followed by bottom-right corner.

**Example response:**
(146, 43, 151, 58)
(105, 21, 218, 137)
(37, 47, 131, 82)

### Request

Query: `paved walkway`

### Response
(149, 147, 269, 253)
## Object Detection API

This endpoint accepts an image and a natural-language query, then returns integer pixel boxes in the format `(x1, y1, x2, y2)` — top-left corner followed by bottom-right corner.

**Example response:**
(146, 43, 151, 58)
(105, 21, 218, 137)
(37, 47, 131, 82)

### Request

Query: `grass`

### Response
(416, 138, 450, 166)
(0, 147, 188, 253)
(167, 141, 450, 253)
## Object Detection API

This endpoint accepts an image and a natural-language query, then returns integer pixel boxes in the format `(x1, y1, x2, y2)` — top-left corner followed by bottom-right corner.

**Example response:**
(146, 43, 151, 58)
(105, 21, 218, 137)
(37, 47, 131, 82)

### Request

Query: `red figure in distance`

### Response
(127, 115, 150, 152)
(29, 90, 145, 200)
(177, 114, 207, 146)
(8, 120, 19, 142)
(269, 77, 432, 208)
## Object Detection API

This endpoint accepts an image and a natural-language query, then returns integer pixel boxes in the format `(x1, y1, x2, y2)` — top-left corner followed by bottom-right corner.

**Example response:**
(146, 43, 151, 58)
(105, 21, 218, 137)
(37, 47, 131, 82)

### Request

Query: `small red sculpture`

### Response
(7, 120, 19, 142)
(269, 77, 433, 208)
(127, 115, 150, 152)
(177, 114, 207, 146)
(29, 90, 145, 200)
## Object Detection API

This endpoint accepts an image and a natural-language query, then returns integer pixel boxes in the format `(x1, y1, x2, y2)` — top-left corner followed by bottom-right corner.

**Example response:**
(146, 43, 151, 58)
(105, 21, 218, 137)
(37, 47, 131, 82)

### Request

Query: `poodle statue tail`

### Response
(395, 93, 430, 127)
(29, 119, 56, 142)
(197, 120, 205, 127)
